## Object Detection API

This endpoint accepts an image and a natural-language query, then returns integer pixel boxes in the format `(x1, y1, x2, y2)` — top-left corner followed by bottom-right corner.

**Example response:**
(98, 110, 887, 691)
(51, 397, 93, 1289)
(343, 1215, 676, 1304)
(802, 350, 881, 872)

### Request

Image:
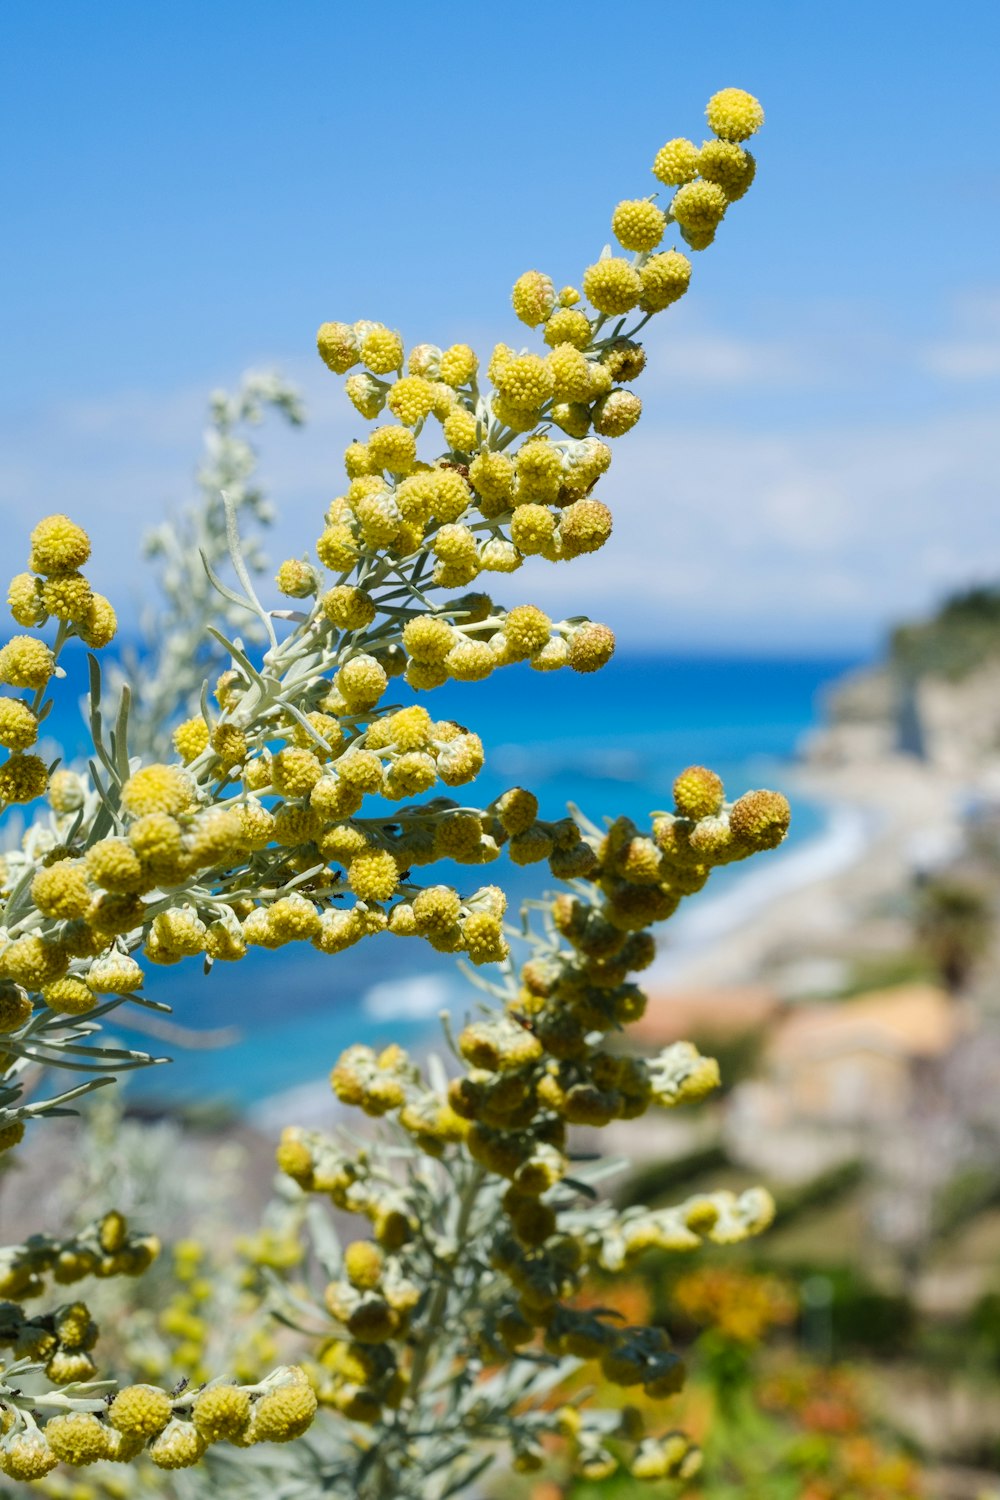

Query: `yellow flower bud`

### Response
(582, 258, 642, 316)
(706, 86, 765, 142)
(29, 514, 91, 574)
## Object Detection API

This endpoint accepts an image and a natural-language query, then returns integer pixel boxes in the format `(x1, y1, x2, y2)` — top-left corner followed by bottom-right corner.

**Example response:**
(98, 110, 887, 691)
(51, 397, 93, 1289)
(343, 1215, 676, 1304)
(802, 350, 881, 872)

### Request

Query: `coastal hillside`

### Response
(807, 585, 1000, 775)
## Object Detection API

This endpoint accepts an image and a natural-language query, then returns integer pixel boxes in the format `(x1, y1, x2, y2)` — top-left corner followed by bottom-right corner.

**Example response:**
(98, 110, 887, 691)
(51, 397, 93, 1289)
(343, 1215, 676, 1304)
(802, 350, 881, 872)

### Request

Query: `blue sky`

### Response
(3, 0, 1000, 651)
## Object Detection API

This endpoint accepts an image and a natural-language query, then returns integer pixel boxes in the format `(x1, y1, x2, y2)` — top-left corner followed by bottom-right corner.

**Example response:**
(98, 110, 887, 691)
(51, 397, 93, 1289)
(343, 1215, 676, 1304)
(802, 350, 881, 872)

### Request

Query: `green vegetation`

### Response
(891, 583, 1000, 681)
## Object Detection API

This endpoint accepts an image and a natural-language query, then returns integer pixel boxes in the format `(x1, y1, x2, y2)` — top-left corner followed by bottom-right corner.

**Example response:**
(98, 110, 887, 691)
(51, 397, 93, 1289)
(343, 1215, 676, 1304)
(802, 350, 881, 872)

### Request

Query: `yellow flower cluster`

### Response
(274, 760, 785, 1480)
(305, 87, 764, 693)
(0, 1210, 158, 1305)
(0, 87, 771, 1488)
(0, 516, 117, 811)
(652, 87, 763, 250)
(0, 1366, 316, 1479)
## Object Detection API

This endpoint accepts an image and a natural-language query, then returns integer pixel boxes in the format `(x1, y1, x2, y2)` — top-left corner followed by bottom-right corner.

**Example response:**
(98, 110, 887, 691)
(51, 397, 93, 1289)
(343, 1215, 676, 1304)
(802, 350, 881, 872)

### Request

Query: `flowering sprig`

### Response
(0, 88, 779, 1488)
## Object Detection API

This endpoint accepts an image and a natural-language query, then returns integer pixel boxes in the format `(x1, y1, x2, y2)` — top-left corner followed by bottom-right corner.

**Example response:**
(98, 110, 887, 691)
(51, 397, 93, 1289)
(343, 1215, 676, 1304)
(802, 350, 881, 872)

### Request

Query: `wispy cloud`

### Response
(1, 303, 997, 653)
(920, 291, 1000, 381)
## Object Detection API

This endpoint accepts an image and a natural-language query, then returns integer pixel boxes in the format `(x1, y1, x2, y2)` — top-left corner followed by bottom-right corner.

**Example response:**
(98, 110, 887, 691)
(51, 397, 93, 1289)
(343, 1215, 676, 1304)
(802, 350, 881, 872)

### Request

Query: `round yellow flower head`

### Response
(317, 320, 360, 374)
(462, 910, 508, 964)
(108, 1383, 174, 1438)
(510, 504, 557, 556)
(87, 952, 144, 994)
(567, 621, 615, 673)
(559, 498, 613, 557)
(40, 571, 92, 623)
(611, 198, 666, 253)
(267, 894, 321, 943)
(493, 354, 554, 409)
(652, 137, 700, 186)
(445, 639, 494, 682)
(343, 1239, 384, 1290)
(173, 716, 210, 762)
(429, 379, 458, 419)
(43, 1411, 112, 1466)
(121, 764, 194, 818)
(192, 1384, 251, 1442)
(706, 87, 765, 142)
(368, 424, 418, 475)
(439, 344, 478, 386)
(432, 523, 479, 572)
(547, 343, 593, 404)
(7, 572, 45, 627)
(29, 514, 91, 574)
(357, 321, 404, 374)
(582, 258, 642, 317)
(512, 271, 556, 327)
(514, 438, 563, 503)
(543, 307, 592, 350)
(479, 538, 520, 573)
(31, 860, 90, 919)
(317, 522, 360, 571)
(150, 906, 207, 957)
(673, 765, 725, 820)
(0, 698, 37, 751)
(437, 730, 484, 787)
(344, 440, 375, 477)
(336, 653, 388, 712)
(0, 636, 55, 690)
(503, 605, 551, 660)
(0, 1430, 58, 1480)
(0, 1119, 26, 1154)
(698, 139, 757, 201)
(387, 375, 436, 427)
(271, 746, 323, 798)
(639, 250, 692, 312)
(322, 585, 376, 631)
(40, 978, 94, 1014)
(469, 450, 515, 509)
(443, 406, 478, 452)
(0, 753, 49, 804)
(275, 558, 318, 598)
(670, 180, 728, 234)
(2, 932, 69, 986)
(401, 616, 456, 663)
(429, 468, 472, 523)
(248, 1369, 318, 1443)
(729, 788, 791, 850)
(593, 389, 641, 438)
(78, 592, 118, 648)
(211, 722, 247, 767)
(148, 1417, 206, 1469)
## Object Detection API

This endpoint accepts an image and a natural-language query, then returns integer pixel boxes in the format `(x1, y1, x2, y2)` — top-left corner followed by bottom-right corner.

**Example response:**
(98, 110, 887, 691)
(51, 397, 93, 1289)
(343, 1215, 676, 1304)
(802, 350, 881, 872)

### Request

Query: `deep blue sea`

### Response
(27, 650, 861, 1111)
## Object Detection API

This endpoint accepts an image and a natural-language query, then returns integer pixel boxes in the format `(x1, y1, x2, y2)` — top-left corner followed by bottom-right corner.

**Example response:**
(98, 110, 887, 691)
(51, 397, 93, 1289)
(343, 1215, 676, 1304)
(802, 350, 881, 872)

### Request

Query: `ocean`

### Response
(23, 650, 862, 1112)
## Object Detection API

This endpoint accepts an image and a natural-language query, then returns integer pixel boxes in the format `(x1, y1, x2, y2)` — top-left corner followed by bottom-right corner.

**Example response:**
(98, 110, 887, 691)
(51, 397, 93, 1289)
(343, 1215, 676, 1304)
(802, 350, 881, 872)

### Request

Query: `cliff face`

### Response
(806, 659, 1000, 776)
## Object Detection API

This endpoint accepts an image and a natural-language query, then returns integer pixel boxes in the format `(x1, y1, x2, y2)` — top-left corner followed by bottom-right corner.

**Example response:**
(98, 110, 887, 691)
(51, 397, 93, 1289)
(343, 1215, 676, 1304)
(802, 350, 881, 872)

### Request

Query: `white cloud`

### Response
(641, 325, 810, 389)
(920, 290, 1000, 382)
(502, 406, 1000, 647)
(1, 310, 997, 653)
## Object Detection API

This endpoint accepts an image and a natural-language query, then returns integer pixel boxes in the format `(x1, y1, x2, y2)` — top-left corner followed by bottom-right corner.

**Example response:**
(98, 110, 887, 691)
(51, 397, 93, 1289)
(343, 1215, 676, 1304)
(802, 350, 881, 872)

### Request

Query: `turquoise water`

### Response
(30, 650, 860, 1110)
